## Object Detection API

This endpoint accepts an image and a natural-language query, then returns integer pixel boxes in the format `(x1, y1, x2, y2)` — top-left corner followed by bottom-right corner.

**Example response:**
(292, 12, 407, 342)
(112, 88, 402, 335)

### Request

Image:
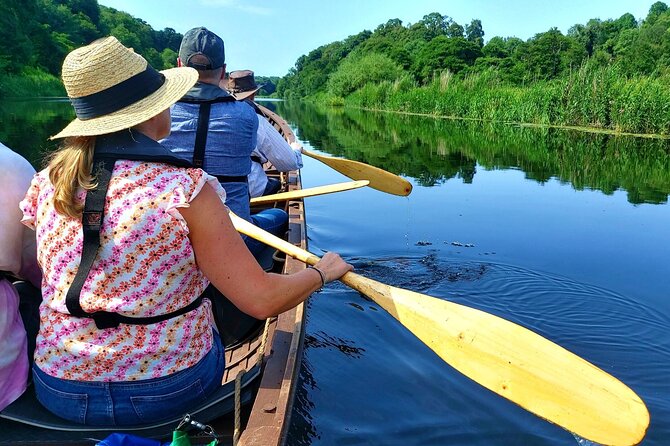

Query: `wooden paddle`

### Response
(250, 180, 369, 205)
(255, 104, 413, 197)
(300, 148, 413, 196)
(231, 213, 649, 446)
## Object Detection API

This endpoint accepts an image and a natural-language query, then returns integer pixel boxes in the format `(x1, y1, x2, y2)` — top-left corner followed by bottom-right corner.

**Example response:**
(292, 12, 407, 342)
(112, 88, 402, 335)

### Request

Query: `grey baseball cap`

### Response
(179, 27, 225, 70)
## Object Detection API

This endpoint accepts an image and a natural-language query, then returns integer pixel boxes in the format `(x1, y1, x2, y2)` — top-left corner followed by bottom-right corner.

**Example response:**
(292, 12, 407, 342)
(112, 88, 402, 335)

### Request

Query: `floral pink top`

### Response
(20, 161, 226, 382)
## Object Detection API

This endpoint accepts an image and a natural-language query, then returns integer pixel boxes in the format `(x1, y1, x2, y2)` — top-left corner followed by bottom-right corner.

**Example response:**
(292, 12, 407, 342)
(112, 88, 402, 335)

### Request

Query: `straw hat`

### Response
(228, 70, 263, 100)
(52, 36, 198, 139)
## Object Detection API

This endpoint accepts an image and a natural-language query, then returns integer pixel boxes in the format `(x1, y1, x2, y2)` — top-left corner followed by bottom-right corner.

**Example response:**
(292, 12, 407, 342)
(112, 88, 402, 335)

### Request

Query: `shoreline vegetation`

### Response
(345, 63, 670, 139)
(0, 70, 65, 99)
(277, 2, 670, 138)
(275, 100, 670, 204)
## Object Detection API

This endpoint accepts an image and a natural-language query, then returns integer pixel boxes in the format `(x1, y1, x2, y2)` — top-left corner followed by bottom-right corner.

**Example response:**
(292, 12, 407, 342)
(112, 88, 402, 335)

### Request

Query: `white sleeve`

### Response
(256, 117, 303, 171)
(0, 145, 36, 278)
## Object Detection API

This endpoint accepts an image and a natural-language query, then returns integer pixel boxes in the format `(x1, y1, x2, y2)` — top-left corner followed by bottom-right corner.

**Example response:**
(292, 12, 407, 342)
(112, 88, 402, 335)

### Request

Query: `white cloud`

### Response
(199, 0, 272, 15)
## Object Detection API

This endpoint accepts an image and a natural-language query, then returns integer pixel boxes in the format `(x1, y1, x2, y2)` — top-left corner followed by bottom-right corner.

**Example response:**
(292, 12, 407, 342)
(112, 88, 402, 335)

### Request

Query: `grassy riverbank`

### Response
(345, 64, 670, 137)
(0, 68, 65, 99)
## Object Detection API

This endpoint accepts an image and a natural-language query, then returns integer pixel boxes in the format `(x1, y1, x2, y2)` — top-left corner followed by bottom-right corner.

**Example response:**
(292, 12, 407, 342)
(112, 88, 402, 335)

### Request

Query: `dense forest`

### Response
(0, 0, 182, 97)
(275, 2, 670, 135)
(0, 0, 281, 98)
(277, 2, 670, 98)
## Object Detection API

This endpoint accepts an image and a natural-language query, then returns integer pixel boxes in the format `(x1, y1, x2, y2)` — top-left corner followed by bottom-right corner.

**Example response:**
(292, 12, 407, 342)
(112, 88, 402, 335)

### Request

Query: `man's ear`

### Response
(177, 57, 183, 67)
(220, 64, 227, 80)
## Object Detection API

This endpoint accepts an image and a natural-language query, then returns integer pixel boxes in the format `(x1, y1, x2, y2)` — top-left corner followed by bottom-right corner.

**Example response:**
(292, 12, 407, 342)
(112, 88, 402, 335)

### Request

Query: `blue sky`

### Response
(98, 0, 654, 76)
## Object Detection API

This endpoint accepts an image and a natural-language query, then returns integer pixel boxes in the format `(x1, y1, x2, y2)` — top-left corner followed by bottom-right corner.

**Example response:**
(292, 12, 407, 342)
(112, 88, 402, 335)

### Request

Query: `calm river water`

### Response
(2, 99, 669, 445)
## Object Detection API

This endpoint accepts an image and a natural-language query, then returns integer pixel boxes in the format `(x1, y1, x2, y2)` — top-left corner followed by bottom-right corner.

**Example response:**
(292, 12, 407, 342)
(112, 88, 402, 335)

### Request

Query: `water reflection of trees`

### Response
(3, 99, 669, 204)
(0, 99, 72, 168)
(276, 101, 670, 205)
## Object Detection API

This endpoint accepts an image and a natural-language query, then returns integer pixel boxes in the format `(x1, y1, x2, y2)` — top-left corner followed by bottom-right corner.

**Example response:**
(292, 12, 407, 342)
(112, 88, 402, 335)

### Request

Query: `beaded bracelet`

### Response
(308, 265, 326, 289)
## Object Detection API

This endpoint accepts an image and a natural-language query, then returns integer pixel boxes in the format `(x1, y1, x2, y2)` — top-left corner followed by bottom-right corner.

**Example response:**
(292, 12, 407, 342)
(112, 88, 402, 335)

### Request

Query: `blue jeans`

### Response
(246, 208, 288, 257)
(262, 177, 282, 196)
(32, 332, 225, 426)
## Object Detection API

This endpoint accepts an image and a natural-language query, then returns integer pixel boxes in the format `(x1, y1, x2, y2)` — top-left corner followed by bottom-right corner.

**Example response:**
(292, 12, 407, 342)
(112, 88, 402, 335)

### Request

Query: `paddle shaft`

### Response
(250, 180, 369, 205)
(231, 213, 649, 446)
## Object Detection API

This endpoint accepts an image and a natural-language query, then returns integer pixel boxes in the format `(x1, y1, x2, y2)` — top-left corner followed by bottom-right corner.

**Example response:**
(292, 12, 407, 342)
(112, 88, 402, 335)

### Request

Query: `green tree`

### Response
(110, 23, 141, 50)
(417, 12, 449, 39)
(327, 53, 403, 97)
(446, 22, 464, 38)
(614, 7, 670, 75)
(523, 28, 585, 80)
(0, 0, 38, 73)
(412, 36, 482, 82)
(154, 27, 182, 52)
(645, 1, 669, 26)
(160, 48, 178, 69)
(66, 0, 100, 25)
(465, 19, 485, 47)
(482, 36, 508, 58)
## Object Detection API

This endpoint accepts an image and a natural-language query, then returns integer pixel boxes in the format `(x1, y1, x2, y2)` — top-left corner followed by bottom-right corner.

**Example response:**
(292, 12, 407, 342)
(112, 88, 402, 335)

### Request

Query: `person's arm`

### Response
(178, 183, 351, 319)
(1, 147, 38, 285)
(256, 117, 303, 172)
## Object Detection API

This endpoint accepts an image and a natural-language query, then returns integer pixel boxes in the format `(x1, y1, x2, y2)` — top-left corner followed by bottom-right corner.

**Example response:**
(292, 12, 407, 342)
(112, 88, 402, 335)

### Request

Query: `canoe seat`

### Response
(0, 362, 260, 444)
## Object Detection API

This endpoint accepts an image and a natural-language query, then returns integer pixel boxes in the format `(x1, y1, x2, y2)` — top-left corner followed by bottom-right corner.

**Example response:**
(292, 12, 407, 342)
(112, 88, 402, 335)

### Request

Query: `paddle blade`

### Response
(302, 149, 413, 196)
(230, 213, 649, 445)
(341, 274, 649, 446)
(250, 180, 369, 205)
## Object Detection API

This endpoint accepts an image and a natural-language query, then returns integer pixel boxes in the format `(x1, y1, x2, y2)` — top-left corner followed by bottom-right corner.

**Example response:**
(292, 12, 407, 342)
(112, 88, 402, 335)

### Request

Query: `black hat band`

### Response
(70, 65, 166, 120)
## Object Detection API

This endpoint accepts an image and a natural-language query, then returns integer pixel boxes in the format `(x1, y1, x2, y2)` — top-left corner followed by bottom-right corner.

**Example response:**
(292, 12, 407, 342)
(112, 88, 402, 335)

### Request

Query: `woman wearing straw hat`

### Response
(19, 36, 352, 426)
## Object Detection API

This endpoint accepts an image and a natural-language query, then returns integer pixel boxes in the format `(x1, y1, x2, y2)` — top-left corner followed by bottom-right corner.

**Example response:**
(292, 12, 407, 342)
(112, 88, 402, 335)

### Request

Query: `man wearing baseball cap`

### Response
(162, 27, 288, 258)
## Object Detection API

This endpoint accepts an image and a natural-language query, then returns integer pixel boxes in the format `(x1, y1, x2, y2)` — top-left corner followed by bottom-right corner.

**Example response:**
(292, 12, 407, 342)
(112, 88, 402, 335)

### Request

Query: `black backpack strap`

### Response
(65, 141, 205, 330)
(193, 102, 211, 168)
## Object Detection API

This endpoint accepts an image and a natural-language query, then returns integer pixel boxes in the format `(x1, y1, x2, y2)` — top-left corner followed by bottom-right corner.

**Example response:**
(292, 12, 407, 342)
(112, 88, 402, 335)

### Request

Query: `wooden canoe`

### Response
(0, 103, 306, 446)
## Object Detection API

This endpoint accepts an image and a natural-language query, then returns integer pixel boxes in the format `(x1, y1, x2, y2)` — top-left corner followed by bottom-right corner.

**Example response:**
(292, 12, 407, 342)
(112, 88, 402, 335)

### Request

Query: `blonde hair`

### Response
(47, 136, 97, 218)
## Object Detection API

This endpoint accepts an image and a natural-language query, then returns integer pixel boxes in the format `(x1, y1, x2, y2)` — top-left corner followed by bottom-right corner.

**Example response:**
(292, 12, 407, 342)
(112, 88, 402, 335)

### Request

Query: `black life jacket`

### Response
(65, 129, 204, 329)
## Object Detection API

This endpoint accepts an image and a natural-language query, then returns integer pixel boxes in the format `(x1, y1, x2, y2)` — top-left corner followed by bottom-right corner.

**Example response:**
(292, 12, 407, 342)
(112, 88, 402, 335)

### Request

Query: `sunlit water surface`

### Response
(271, 102, 670, 446)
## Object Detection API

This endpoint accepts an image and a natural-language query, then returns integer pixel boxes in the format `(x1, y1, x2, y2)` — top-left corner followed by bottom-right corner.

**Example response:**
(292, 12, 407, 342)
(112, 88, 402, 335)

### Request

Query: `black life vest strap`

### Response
(65, 156, 113, 325)
(179, 98, 249, 183)
(77, 294, 205, 330)
(214, 174, 248, 183)
(251, 155, 263, 165)
(178, 95, 236, 170)
(65, 131, 204, 330)
(193, 102, 211, 168)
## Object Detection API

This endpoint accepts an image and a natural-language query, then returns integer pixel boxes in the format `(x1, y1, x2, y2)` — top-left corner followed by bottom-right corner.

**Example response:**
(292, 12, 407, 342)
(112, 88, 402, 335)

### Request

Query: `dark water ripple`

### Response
(288, 255, 670, 445)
